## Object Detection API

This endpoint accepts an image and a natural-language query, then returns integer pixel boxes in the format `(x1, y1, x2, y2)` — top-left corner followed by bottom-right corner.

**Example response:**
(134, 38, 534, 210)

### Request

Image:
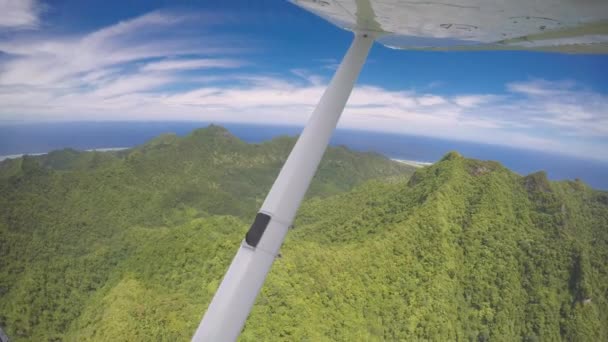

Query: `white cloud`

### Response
(418, 95, 446, 106)
(505, 80, 608, 137)
(453, 95, 498, 108)
(91, 74, 175, 98)
(0, 11, 606, 162)
(0, 11, 234, 88)
(4, 70, 607, 160)
(141, 58, 244, 72)
(507, 79, 576, 96)
(0, 0, 40, 29)
(290, 68, 325, 86)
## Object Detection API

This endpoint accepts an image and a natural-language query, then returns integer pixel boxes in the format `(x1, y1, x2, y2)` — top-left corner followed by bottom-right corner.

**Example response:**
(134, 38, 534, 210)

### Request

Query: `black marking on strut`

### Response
(245, 213, 272, 248)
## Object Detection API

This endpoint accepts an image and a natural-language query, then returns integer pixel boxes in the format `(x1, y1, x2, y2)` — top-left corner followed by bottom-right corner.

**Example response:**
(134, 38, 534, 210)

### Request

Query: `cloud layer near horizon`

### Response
(0, 8, 606, 161)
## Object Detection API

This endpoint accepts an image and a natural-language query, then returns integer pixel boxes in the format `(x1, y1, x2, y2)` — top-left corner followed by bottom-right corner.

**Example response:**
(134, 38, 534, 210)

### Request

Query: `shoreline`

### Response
(0, 147, 129, 162)
(1, 151, 435, 169)
(391, 158, 434, 168)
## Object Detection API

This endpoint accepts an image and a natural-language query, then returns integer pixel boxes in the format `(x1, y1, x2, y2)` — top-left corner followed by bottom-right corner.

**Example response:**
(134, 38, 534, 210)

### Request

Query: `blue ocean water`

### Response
(1, 121, 606, 190)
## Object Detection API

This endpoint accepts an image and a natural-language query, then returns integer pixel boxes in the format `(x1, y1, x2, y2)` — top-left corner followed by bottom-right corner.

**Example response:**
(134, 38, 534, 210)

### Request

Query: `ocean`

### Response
(1, 121, 606, 190)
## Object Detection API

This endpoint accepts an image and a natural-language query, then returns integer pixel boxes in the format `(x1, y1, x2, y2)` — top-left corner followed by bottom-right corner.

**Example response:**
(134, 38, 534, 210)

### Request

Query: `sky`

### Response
(0, 0, 607, 161)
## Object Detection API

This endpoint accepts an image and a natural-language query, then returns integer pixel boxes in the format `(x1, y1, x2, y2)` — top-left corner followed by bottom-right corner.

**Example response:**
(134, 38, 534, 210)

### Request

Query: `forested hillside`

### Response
(0, 125, 413, 341)
(1, 126, 607, 341)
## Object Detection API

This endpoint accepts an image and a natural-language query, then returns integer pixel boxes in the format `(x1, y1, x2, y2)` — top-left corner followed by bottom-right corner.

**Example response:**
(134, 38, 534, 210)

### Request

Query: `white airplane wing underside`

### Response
(291, 0, 608, 53)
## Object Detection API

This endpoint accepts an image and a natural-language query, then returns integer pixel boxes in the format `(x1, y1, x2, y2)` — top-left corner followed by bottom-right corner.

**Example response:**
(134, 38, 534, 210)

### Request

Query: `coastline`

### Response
(391, 158, 433, 168)
(0, 149, 433, 168)
(0, 147, 129, 162)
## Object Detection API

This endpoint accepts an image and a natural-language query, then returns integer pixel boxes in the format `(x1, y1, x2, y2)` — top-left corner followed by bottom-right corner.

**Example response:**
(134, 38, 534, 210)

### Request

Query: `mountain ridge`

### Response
(0, 125, 606, 341)
(0, 125, 414, 341)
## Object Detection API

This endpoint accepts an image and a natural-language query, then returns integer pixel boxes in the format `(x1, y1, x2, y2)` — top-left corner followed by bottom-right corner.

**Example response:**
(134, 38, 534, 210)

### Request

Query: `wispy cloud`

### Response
(0, 10, 606, 162)
(0, 0, 41, 29)
(141, 58, 245, 72)
(313, 58, 340, 71)
(453, 95, 499, 108)
(290, 68, 325, 86)
(504, 80, 608, 136)
(0, 11, 237, 88)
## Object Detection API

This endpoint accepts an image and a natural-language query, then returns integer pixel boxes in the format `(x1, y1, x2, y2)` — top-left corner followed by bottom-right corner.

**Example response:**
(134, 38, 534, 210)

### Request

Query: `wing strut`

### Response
(192, 31, 374, 342)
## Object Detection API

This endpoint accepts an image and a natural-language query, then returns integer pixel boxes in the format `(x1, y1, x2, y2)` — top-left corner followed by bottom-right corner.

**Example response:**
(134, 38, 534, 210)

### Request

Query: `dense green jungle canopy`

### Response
(0, 126, 606, 341)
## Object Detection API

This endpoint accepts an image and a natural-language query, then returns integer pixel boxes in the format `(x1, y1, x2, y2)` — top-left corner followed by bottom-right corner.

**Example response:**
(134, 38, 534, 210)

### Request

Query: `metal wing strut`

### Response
(192, 31, 374, 341)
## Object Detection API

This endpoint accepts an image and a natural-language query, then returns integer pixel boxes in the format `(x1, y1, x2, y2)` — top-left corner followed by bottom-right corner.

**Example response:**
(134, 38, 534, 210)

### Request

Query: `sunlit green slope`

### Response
(1, 128, 606, 341)
(0, 125, 413, 341)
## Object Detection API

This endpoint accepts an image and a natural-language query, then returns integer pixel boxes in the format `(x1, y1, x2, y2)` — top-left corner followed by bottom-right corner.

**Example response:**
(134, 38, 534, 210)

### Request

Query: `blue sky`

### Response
(0, 0, 607, 161)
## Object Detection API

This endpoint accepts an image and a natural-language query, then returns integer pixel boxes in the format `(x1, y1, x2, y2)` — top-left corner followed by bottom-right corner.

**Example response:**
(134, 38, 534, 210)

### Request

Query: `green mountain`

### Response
(1, 127, 607, 341)
(0, 125, 413, 341)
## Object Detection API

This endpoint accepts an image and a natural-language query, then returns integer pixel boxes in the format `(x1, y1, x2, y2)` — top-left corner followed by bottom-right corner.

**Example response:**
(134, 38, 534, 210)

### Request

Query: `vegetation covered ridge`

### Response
(0, 126, 606, 341)
(0, 125, 414, 341)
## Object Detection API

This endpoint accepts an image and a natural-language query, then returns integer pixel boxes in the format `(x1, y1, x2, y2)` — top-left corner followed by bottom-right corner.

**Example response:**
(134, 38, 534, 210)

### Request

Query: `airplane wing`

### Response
(291, 0, 608, 53)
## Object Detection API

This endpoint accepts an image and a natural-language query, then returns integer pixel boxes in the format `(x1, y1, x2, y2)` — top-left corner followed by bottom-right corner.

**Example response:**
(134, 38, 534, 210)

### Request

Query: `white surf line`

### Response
(0, 147, 130, 162)
(391, 158, 434, 168)
(0, 152, 46, 162)
(86, 147, 129, 152)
